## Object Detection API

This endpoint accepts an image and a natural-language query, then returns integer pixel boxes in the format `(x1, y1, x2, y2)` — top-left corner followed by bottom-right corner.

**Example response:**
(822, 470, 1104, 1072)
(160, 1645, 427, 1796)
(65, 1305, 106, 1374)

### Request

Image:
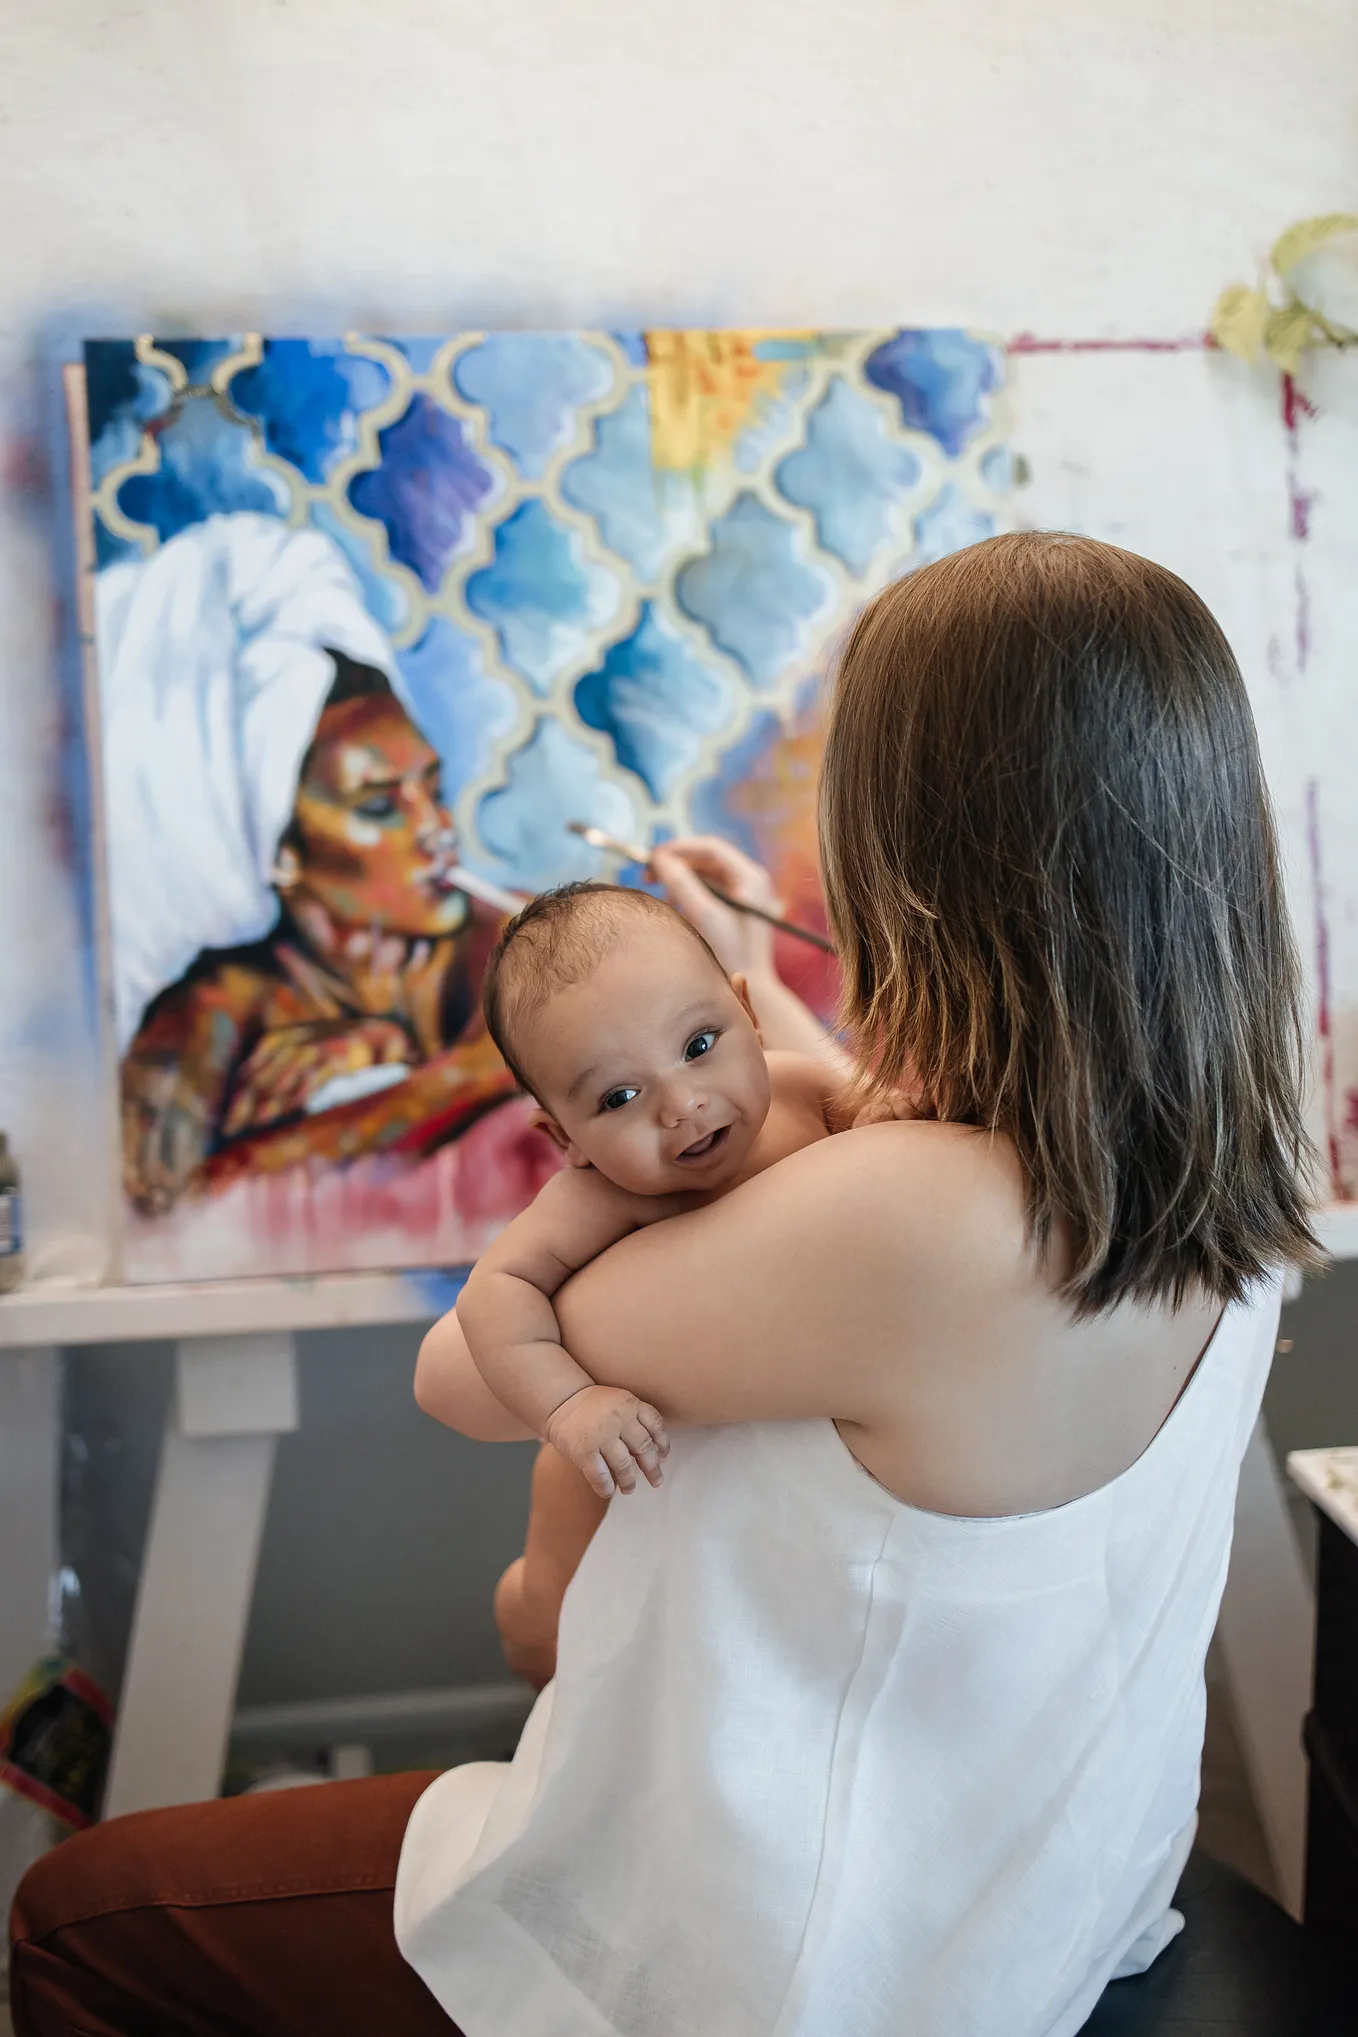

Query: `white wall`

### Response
(2, 0, 1354, 339)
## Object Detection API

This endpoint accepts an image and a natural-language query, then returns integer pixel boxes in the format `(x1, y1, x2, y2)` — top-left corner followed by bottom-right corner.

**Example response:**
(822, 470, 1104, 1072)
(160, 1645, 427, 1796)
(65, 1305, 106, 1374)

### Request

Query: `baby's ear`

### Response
(730, 971, 764, 1044)
(529, 1108, 593, 1169)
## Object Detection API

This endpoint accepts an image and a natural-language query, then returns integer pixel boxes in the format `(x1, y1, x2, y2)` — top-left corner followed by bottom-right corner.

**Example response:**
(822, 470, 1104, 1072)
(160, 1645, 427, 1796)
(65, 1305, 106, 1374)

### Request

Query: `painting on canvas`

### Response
(74, 328, 1012, 1282)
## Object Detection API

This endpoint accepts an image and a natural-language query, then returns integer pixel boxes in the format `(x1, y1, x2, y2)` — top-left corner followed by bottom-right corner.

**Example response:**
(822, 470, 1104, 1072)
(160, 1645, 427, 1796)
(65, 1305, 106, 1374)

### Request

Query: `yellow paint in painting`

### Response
(645, 331, 814, 474)
(725, 705, 825, 875)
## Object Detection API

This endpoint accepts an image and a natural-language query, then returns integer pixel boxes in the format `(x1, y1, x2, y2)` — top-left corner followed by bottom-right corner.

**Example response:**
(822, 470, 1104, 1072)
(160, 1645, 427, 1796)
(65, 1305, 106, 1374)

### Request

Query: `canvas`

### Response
(74, 328, 1013, 1282)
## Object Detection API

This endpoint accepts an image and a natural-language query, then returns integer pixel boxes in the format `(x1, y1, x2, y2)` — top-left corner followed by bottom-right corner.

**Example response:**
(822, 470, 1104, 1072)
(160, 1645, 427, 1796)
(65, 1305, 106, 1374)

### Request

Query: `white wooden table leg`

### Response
(103, 1332, 298, 1818)
(1214, 1415, 1315, 1917)
(0, 1347, 61, 1925)
(0, 1346, 59, 1707)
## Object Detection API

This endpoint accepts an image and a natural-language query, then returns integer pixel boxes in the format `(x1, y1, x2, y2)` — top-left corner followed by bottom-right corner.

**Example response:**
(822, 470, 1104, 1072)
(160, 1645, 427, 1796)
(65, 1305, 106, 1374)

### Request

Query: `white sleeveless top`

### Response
(396, 1276, 1281, 2037)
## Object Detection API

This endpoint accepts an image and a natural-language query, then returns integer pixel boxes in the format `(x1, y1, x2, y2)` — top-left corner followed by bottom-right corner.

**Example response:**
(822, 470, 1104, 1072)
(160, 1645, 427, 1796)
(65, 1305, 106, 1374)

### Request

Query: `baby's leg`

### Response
(494, 1444, 609, 1688)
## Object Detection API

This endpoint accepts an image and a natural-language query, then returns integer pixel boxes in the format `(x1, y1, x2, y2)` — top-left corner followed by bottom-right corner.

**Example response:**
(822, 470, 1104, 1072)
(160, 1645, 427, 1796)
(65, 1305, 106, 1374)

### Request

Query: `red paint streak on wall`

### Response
(1007, 334, 1211, 354)
(1280, 375, 1319, 433)
(1305, 780, 1341, 1196)
(1281, 374, 1315, 678)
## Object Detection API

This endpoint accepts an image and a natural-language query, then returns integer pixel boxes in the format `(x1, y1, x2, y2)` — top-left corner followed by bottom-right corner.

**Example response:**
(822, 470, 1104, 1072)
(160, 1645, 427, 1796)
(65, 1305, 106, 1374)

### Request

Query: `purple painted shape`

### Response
(863, 329, 1000, 457)
(348, 395, 493, 593)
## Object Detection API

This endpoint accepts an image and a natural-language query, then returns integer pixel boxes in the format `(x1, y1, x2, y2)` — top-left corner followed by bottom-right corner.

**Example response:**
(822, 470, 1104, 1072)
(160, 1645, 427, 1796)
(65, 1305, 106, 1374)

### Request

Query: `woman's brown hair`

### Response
(820, 530, 1320, 1315)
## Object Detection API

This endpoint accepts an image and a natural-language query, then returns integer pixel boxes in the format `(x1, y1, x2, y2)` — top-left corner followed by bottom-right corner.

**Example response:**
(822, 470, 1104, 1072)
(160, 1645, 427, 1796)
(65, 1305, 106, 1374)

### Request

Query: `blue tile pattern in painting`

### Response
(84, 327, 1011, 893)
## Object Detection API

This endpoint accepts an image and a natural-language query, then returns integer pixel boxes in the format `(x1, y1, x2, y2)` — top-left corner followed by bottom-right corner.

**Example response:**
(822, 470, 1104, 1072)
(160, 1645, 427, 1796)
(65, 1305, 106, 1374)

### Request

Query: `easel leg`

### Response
(0, 1346, 59, 1704)
(0, 1347, 61, 1924)
(103, 1333, 298, 1818)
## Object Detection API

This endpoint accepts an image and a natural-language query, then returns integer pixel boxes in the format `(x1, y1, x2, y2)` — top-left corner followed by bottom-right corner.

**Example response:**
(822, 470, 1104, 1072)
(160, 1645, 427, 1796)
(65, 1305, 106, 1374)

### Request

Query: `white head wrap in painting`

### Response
(96, 512, 403, 1053)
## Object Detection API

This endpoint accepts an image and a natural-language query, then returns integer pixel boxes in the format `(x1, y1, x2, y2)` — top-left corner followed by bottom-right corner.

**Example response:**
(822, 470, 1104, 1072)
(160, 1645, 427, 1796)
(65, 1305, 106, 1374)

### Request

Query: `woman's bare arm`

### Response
(552, 1123, 957, 1430)
(417, 1122, 1123, 1523)
(414, 1130, 908, 1440)
(417, 1126, 970, 1440)
(414, 1308, 536, 1441)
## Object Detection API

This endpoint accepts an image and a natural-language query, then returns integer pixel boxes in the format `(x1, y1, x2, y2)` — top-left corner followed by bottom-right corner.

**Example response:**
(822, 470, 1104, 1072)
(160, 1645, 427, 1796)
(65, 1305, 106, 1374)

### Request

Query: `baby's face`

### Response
(521, 920, 772, 1196)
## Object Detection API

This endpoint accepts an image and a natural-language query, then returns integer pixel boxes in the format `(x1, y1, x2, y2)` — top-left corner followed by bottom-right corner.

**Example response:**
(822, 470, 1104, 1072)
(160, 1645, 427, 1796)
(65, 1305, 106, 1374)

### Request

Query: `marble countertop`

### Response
(1288, 1446, 1358, 1547)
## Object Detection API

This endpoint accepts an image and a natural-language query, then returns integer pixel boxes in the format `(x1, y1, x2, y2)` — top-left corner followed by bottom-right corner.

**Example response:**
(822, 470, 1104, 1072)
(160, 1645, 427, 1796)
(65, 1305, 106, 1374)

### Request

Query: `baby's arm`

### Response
(458, 1170, 687, 1497)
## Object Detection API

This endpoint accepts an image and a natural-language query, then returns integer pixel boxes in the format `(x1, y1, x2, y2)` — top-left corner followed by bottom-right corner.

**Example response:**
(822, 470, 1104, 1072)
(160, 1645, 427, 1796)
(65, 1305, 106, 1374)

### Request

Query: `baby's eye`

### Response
(600, 1087, 639, 1113)
(684, 1030, 718, 1062)
(352, 793, 398, 821)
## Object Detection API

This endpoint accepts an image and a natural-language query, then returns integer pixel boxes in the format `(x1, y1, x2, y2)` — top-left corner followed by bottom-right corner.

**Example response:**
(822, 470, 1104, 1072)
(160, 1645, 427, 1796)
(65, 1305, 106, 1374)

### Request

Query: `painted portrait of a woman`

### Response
(97, 512, 553, 1277)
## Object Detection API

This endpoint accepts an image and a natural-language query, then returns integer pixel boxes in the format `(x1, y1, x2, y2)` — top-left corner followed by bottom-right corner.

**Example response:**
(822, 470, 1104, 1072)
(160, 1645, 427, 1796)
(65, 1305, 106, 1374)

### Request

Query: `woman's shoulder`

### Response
(768, 1117, 1029, 1265)
(713, 1116, 1038, 1369)
(558, 1113, 1042, 1448)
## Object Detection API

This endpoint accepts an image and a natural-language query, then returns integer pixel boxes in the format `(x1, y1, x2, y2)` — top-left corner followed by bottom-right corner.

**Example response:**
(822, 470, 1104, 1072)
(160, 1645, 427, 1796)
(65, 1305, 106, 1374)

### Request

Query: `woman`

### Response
(100, 513, 521, 1214)
(12, 534, 1317, 2036)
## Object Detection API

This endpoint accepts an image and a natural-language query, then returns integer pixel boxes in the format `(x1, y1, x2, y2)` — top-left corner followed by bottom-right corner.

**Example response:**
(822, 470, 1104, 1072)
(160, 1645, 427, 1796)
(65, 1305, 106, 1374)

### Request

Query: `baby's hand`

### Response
(544, 1385, 669, 1498)
(850, 1088, 919, 1128)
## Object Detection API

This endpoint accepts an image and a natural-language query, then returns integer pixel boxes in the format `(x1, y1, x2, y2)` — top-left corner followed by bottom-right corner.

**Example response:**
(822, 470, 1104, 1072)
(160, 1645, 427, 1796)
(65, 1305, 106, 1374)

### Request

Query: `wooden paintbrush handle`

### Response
(700, 881, 836, 954)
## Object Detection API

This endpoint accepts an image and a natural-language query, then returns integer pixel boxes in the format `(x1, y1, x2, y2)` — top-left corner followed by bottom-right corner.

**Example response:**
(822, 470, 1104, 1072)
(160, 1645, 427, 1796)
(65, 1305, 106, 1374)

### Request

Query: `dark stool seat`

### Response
(1078, 1851, 1344, 2034)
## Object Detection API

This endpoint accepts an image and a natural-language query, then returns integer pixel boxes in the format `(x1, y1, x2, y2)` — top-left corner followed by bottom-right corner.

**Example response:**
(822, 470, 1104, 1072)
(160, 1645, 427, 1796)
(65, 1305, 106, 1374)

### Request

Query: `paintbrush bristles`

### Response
(568, 821, 652, 864)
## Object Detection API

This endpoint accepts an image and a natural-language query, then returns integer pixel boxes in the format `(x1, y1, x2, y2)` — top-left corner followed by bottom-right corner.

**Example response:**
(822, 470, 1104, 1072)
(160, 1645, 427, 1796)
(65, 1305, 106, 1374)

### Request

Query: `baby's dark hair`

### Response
(483, 882, 725, 1098)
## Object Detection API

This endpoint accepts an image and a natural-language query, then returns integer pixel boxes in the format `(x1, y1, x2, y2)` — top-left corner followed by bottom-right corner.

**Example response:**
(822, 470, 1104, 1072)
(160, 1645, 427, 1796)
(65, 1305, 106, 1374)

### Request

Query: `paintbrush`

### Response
(567, 822, 836, 954)
(446, 865, 527, 916)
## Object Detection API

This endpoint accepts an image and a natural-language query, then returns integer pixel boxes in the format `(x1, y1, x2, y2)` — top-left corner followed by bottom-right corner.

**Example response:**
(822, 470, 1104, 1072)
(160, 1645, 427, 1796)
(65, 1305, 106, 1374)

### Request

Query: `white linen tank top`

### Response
(396, 1275, 1281, 2037)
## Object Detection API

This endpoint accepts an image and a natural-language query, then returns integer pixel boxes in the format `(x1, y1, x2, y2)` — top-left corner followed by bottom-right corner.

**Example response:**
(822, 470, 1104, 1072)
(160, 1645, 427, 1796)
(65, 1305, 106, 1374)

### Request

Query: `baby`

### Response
(455, 882, 842, 1497)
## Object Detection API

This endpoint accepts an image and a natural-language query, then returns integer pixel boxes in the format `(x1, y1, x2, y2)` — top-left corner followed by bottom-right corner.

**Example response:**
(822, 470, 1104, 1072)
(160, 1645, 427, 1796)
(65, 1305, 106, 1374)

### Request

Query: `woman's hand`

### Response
(653, 835, 851, 1073)
(648, 837, 780, 977)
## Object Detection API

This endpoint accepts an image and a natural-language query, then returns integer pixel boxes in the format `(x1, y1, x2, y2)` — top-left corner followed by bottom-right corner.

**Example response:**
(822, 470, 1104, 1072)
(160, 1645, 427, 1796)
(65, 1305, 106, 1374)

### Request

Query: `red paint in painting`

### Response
(126, 1095, 561, 1281)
